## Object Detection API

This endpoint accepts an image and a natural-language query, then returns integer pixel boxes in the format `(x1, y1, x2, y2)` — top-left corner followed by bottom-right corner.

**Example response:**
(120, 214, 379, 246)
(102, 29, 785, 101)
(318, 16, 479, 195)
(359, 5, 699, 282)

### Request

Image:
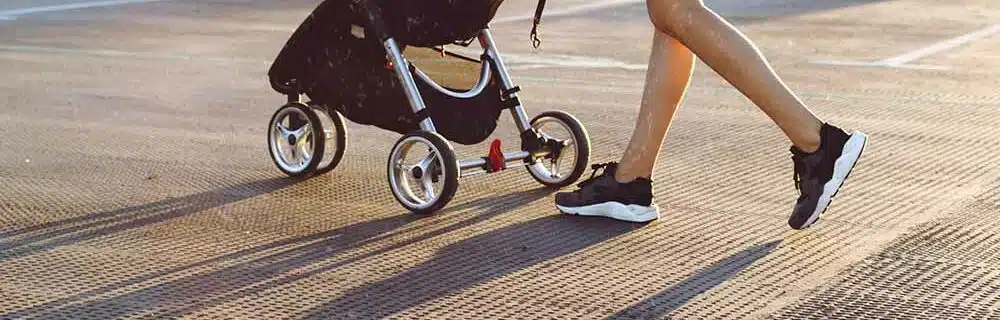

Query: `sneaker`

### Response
(788, 123, 869, 230)
(555, 162, 661, 223)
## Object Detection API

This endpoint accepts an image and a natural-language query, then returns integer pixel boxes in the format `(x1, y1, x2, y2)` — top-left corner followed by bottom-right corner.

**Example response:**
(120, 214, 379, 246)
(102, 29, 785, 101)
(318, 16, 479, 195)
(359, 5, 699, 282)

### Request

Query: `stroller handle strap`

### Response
(530, 0, 547, 48)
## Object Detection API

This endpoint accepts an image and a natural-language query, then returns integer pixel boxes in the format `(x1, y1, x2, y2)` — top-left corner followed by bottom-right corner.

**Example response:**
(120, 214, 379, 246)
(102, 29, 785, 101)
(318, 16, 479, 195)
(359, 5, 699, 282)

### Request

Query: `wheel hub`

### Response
(411, 166, 424, 179)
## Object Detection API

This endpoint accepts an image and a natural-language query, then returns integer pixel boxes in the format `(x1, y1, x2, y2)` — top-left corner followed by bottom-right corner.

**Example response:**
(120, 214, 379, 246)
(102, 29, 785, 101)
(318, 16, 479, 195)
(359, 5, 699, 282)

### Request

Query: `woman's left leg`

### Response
(554, 28, 694, 223)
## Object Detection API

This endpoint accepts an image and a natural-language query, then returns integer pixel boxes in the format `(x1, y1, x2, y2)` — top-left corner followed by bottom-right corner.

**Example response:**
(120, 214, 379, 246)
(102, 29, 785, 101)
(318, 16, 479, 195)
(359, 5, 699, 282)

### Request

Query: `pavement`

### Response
(3, 0, 1000, 319)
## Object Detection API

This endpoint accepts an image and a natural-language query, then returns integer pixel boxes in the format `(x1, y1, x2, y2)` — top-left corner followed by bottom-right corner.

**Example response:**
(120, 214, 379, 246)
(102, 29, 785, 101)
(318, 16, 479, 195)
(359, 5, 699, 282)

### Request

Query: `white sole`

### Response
(557, 202, 660, 223)
(800, 131, 869, 228)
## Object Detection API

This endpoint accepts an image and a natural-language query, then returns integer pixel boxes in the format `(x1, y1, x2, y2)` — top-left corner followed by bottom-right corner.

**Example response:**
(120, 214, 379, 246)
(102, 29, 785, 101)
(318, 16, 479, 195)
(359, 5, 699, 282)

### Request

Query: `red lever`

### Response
(488, 139, 505, 172)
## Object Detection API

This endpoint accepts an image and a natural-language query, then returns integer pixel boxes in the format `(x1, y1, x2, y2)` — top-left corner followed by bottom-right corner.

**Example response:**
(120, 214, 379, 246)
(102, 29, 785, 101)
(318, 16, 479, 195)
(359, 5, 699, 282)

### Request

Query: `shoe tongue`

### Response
(604, 163, 618, 176)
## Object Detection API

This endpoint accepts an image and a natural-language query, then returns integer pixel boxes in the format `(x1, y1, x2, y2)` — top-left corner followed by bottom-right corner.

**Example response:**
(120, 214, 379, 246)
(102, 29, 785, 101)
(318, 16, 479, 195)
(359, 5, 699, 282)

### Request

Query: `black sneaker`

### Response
(788, 123, 869, 230)
(554, 162, 661, 223)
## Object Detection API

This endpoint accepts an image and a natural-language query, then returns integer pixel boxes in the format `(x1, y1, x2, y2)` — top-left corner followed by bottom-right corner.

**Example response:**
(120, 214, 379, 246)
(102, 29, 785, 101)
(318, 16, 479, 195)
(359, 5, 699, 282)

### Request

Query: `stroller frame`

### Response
(383, 30, 537, 170)
(268, 3, 592, 214)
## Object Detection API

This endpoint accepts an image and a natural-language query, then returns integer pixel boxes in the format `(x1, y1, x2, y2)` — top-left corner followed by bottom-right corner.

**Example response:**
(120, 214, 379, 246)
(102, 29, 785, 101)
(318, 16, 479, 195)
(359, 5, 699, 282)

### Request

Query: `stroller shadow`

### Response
(0, 177, 299, 261)
(0, 188, 552, 319)
(298, 214, 646, 319)
(607, 240, 783, 319)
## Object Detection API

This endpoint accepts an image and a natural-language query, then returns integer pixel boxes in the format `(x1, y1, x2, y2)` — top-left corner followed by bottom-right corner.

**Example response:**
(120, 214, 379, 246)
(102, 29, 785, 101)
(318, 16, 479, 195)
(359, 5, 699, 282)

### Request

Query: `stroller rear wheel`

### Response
(311, 105, 348, 175)
(527, 111, 592, 188)
(387, 131, 459, 214)
(267, 102, 327, 177)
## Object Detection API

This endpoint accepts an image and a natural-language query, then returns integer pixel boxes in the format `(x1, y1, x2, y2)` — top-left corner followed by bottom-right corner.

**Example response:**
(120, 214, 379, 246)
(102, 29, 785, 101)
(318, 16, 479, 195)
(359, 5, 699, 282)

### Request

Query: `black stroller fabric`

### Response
(380, 0, 505, 47)
(268, 0, 507, 146)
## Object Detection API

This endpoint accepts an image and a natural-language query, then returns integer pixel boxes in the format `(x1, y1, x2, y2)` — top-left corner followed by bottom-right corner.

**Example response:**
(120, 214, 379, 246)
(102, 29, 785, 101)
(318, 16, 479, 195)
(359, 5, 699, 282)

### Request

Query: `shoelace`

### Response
(577, 162, 615, 188)
(792, 156, 803, 192)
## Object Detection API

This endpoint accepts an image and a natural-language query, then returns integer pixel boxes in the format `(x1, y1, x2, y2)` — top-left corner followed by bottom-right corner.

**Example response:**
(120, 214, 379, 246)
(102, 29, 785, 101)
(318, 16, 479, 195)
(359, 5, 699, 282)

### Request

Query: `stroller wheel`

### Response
(309, 104, 348, 175)
(387, 131, 459, 214)
(267, 102, 326, 177)
(526, 111, 592, 188)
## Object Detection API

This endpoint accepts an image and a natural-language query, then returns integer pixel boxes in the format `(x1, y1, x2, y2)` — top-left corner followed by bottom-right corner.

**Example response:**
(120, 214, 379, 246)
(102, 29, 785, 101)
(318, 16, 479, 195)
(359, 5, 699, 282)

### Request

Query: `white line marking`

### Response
(0, 44, 262, 63)
(492, 0, 643, 24)
(500, 52, 648, 70)
(0, 0, 169, 17)
(0, 16, 14, 21)
(876, 23, 1000, 65)
(811, 60, 950, 70)
(810, 23, 1000, 70)
(447, 45, 648, 70)
(0, 44, 647, 70)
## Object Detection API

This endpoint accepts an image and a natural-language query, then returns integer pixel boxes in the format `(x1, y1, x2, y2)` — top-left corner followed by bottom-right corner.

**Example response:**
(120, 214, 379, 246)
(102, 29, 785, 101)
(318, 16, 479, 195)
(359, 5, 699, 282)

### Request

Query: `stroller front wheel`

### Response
(526, 111, 592, 188)
(267, 102, 326, 177)
(387, 131, 460, 214)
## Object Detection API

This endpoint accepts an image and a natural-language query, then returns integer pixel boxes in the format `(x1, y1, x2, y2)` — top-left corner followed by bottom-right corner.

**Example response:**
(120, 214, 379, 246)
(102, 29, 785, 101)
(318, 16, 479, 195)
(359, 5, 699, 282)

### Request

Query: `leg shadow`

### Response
(0, 177, 298, 261)
(608, 240, 783, 319)
(299, 214, 646, 319)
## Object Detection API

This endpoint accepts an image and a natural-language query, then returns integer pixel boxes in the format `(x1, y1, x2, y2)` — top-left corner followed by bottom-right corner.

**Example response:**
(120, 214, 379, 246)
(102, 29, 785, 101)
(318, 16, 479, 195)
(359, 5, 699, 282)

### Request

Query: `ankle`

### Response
(794, 141, 820, 154)
(794, 130, 822, 153)
(613, 172, 649, 184)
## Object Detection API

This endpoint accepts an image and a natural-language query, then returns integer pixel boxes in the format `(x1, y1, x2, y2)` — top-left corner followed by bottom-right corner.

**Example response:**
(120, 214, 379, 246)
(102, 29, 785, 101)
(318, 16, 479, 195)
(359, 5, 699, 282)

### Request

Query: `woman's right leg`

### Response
(645, 0, 825, 152)
(640, 0, 869, 230)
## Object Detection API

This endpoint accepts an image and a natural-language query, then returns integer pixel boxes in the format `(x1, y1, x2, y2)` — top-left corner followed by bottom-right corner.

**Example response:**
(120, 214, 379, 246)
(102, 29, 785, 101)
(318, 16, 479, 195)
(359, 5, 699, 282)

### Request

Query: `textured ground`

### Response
(3, 0, 1000, 319)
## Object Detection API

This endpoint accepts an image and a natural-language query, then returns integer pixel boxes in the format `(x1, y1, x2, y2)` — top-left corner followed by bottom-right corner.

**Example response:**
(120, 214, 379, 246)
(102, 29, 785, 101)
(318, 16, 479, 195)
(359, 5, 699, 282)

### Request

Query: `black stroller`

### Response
(265, 0, 593, 214)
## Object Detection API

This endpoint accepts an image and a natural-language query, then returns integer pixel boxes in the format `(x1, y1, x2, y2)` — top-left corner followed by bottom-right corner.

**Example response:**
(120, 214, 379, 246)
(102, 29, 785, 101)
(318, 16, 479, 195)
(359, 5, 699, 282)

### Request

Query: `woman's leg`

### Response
(640, 0, 868, 229)
(614, 30, 696, 183)
(554, 29, 692, 223)
(646, 0, 824, 152)
(557, 0, 869, 230)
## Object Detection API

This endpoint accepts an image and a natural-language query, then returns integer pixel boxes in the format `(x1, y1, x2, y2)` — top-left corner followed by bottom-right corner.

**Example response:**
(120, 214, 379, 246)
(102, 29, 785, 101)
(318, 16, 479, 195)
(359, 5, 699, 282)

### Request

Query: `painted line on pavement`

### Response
(812, 23, 1000, 70)
(0, 0, 170, 20)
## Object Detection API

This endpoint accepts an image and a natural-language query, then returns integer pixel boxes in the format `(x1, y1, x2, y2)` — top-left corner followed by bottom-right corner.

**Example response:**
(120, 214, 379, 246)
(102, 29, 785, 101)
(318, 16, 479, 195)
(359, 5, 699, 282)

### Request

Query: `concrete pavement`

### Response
(2, 0, 1000, 319)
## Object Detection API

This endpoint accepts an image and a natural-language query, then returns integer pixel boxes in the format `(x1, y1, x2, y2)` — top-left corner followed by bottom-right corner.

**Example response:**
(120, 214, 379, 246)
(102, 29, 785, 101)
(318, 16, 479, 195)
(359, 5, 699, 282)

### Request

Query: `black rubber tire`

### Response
(526, 110, 591, 188)
(267, 102, 326, 177)
(387, 131, 460, 215)
(312, 106, 348, 175)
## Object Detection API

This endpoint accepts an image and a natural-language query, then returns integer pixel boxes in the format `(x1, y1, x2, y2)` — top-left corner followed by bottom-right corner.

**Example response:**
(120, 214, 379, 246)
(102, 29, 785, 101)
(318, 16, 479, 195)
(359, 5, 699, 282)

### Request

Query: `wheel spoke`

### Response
(275, 123, 292, 138)
(416, 153, 436, 172)
(422, 175, 436, 201)
(294, 123, 312, 140)
(550, 157, 562, 178)
(298, 141, 312, 161)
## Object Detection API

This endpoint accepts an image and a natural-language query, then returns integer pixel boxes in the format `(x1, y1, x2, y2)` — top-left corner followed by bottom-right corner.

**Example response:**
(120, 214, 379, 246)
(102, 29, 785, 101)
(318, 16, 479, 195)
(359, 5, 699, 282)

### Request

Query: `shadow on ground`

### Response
(298, 214, 647, 318)
(0, 187, 558, 319)
(608, 240, 783, 319)
(0, 177, 299, 261)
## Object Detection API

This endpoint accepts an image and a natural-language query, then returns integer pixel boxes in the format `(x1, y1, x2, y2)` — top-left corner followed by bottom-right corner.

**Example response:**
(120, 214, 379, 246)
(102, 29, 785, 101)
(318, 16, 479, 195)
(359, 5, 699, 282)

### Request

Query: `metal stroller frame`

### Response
(267, 0, 592, 214)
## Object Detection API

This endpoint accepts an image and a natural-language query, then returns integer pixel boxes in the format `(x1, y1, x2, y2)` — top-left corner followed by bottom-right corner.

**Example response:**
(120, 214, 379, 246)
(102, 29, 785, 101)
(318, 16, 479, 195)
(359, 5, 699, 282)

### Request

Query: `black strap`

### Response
(530, 0, 546, 48)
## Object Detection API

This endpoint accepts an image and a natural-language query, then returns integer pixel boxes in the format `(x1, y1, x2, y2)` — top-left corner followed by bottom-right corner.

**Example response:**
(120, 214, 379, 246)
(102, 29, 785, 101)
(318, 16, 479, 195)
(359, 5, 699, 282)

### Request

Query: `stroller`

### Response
(265, 0, 593, 214)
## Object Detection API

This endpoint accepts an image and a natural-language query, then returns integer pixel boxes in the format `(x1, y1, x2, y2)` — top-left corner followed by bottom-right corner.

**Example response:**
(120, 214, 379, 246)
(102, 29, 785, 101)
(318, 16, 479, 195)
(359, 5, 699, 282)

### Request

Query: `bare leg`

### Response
(614, 30, 695, 183)
(645, 0, 824, 153)
(555, 0, 867, 229)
